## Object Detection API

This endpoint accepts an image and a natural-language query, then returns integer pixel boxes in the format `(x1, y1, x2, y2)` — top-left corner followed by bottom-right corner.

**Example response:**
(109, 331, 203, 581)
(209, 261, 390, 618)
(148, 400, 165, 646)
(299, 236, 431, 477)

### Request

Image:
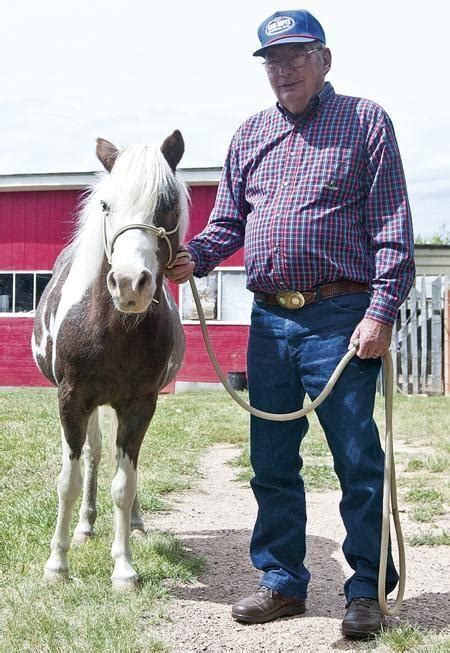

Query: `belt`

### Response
(254, 281, 370, 310)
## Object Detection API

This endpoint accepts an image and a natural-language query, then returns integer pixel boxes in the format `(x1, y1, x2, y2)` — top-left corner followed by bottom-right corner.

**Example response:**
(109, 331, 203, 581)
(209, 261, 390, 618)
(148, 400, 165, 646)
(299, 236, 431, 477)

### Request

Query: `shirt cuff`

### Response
(365, 293, 399, 327)
(185, 244, 206, 278)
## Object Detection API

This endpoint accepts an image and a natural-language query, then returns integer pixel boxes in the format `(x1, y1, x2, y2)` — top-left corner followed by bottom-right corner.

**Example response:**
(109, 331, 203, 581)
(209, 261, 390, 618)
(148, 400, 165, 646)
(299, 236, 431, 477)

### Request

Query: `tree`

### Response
(415, 223, 450, 245)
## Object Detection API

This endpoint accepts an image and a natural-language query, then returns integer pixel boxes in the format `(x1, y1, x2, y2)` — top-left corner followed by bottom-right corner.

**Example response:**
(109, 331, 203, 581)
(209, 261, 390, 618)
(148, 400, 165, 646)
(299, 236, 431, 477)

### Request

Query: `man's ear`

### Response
(322, 47, 332, 75)
(96, 138, 119, 172)
(160, 130, 184, 172)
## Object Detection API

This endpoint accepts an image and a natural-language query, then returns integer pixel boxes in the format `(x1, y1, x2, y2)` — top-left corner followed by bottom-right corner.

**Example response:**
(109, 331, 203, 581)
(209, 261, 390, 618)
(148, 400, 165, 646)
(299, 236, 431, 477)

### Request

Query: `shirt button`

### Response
(273, 246, 278, 252)
(282, 181, 288, 187)
(289, 151, 295, 157)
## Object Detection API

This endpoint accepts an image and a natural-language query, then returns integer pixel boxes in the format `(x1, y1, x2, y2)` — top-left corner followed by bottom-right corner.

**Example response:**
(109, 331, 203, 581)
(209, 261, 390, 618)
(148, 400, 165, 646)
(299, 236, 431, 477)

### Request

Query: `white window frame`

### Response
(0, 270, 52, 317)
(180, 266, 253, 326)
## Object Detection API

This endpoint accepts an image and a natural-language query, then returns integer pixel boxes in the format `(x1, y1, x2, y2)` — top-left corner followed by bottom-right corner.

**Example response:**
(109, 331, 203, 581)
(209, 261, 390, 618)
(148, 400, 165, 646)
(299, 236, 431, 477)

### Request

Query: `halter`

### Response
(103, 213, 179, 266)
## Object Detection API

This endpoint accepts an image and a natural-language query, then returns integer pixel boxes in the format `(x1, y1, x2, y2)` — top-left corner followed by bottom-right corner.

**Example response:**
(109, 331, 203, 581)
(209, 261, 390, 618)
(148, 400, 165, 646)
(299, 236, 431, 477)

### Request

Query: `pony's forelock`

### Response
(70, 143, 190, 287)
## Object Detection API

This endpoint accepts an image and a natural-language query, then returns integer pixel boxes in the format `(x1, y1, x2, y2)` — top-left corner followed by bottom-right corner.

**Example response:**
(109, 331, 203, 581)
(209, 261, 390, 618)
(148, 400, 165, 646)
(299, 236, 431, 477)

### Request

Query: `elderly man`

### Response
(167, 9, 414, 639)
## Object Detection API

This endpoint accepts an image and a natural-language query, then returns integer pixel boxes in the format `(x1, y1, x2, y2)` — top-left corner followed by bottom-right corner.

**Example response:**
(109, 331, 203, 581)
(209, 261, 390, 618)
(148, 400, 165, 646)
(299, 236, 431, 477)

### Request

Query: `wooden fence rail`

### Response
(381, 275, 449, 395)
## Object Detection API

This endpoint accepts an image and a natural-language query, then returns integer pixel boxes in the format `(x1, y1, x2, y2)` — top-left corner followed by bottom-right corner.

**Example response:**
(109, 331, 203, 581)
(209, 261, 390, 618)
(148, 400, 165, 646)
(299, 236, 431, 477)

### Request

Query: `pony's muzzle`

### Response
(107, 269, 154, 313)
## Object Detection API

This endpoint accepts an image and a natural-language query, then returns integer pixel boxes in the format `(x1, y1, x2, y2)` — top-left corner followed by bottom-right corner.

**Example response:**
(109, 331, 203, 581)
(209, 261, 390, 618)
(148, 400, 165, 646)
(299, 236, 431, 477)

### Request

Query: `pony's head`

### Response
(95, 130, 189, 313)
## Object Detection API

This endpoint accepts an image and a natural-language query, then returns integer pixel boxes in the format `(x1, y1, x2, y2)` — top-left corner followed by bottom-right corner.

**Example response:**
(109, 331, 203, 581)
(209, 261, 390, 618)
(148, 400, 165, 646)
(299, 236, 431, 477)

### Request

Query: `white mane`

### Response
(70, 143, 190, 292)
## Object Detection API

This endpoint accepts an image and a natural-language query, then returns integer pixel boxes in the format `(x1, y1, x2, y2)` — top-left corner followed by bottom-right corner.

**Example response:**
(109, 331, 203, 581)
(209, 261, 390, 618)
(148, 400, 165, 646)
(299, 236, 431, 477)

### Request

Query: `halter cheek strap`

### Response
(103, 214, 179, 266)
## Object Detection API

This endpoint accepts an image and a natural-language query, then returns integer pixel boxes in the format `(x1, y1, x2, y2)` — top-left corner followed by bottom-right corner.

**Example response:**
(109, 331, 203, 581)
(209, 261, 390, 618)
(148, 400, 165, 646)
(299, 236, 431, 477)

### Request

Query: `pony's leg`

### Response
(110, 399, 156, 590)
(73, 408, 102, 543)
(130, 492, 145, 533)
(44, 426, 83, 581)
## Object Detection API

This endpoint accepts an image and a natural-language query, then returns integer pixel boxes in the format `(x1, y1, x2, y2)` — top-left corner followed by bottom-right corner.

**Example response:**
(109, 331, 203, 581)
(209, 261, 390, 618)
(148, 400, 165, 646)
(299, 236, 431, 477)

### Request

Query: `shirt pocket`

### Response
(299, 147, 361, 204)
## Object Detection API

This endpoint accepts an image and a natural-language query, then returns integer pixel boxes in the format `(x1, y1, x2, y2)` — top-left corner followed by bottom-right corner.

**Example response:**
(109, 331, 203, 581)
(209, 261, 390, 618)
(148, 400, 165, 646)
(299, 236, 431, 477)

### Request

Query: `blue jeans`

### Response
(247, 292, 398, 602)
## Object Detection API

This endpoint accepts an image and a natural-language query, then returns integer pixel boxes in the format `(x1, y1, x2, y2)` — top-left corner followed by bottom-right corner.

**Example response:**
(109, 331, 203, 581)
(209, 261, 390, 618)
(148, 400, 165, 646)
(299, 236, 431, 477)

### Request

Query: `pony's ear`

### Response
(160, 130, 184, 172)
(96, 138, 119, 172)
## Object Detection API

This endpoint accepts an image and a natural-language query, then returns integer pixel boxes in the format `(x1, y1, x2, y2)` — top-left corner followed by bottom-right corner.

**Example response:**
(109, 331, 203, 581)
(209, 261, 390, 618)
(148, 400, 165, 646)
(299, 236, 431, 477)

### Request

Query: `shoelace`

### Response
(347, 598, 380, 611)
(255, 585, 278, 598)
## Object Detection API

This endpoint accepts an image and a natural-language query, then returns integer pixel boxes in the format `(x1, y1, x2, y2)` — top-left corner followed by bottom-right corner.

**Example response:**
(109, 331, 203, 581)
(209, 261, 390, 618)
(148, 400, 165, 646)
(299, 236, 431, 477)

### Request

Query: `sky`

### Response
(1, 0, 449, 237)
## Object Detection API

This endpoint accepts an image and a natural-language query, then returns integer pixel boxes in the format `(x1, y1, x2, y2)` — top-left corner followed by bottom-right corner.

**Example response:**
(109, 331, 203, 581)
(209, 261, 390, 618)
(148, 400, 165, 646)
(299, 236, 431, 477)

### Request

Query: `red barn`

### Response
(0, 170, 251, 388)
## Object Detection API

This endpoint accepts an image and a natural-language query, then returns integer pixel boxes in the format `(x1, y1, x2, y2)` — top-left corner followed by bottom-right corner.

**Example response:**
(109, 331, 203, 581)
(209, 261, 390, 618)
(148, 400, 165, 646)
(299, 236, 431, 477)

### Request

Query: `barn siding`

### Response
(180, 325, 249, 383)
(0, 319, 52, 386)
(0, 190, 79, 270)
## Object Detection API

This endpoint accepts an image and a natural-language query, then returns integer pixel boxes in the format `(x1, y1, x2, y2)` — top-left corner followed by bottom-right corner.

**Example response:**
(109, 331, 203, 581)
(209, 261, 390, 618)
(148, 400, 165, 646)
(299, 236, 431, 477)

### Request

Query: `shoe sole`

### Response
(232, 604, 306, 624)
(341, 627, 381, 640)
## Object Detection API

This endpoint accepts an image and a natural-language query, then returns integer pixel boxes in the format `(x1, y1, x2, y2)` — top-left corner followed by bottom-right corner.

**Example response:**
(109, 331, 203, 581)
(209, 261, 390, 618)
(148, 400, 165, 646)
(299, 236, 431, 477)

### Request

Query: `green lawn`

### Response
(0, 388, 248, 652)
(0, 389, 448, 651)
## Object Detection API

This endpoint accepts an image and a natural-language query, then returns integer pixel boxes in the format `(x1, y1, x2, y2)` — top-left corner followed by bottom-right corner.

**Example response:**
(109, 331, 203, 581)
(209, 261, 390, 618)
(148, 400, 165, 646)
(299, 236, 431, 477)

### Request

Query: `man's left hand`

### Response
(349, 317, 393, 359)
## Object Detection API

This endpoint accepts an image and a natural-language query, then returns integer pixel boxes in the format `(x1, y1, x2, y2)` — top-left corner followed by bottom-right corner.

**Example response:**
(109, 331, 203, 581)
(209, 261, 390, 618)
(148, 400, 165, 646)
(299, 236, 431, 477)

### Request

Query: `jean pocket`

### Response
(325, 292, 370, 314)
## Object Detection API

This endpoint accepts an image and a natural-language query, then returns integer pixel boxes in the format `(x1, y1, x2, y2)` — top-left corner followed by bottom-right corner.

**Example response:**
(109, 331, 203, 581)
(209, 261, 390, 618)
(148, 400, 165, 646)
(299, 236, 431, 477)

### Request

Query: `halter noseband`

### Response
(103, 213, 179, 266)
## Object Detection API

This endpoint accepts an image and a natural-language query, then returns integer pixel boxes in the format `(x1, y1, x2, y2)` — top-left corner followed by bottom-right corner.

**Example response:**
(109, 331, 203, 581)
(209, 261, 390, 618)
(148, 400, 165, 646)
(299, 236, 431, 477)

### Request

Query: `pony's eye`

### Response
(100, 200, 110, 214)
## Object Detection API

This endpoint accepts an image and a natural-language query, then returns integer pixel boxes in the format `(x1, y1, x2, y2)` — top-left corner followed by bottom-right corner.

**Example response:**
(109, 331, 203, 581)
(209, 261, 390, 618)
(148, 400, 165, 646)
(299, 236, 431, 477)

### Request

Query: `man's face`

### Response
(264, 43, 331, 116)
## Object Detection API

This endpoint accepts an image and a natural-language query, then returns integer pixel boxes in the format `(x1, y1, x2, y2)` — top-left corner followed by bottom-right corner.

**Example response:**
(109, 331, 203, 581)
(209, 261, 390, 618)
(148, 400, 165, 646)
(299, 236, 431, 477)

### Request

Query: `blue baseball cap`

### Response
(253, 10, 326, 57)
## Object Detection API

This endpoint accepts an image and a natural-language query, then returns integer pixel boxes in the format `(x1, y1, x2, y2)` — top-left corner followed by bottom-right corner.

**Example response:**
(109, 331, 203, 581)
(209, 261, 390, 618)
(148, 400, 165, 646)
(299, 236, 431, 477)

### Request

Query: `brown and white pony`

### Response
(32, 131, 189, 589)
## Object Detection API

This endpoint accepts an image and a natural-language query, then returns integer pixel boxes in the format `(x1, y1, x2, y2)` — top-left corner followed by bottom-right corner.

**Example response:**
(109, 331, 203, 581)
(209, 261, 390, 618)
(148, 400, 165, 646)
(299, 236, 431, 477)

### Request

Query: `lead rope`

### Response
(188, 274, 405, 616)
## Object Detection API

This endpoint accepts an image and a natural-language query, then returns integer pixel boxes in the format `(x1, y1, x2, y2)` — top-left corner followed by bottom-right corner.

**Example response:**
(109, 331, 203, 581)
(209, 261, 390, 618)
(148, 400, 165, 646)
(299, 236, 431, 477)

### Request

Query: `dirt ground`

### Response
(144, 444, 450, 653)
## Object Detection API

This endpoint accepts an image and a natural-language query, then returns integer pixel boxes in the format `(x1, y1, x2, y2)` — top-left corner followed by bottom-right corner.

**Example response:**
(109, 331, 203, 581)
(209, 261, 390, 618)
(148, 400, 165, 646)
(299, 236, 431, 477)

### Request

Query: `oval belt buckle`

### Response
(276, 291, 305, 309)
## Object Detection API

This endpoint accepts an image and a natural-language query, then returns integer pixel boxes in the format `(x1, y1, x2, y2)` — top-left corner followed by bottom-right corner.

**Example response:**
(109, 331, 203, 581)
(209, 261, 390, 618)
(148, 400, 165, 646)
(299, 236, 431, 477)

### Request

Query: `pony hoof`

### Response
(112, 576, 139, 592)
(43, 568, 69, 583)
(131, 527, 146, 539)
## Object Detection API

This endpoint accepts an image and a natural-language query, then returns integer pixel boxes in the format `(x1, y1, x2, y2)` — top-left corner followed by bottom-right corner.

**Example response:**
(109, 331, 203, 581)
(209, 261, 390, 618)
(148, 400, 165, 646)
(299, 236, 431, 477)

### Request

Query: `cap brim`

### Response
(253, 36, 316, 57)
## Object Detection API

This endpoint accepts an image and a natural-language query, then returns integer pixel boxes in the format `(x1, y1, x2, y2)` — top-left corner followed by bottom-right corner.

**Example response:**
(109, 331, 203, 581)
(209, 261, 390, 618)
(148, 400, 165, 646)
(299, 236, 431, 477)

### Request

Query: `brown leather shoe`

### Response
(341, 598, 386, 639)
(231, 586, 306, 624)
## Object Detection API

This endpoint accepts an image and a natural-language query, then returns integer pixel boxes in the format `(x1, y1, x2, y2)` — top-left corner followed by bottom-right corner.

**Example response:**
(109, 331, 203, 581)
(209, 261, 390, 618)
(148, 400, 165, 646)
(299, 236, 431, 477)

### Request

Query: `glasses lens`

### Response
(291, 52, 307, 67)
(264, 52, 308, 72)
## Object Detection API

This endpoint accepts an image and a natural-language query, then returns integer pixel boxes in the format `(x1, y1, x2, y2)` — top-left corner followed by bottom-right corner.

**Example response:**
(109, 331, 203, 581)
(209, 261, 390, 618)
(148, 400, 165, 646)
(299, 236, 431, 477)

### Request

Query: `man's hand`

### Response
(165, 246, 195, 284)
(349, 317, 393, 359)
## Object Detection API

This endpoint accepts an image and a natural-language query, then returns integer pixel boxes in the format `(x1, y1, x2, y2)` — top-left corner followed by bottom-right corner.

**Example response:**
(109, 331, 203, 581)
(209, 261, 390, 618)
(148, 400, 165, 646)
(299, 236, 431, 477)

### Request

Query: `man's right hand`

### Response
(165, 246, 195, 284)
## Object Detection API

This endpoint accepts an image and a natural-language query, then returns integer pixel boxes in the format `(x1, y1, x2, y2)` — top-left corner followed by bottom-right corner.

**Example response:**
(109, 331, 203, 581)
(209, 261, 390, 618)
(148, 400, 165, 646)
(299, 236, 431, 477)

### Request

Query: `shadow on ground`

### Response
(165, 527, 449, 634)
(170, 529, 347, 618)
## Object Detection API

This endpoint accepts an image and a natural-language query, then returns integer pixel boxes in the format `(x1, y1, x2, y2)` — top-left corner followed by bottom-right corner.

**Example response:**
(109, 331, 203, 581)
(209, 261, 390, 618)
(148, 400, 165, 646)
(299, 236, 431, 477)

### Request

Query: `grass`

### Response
(0, 388, 249, 652)
(408, 531, 450, 546)
(405, 456, 449, 474)
(0, 389, 448, 650)
(404, 486, 447, 524)
(358, 623, 450, 652)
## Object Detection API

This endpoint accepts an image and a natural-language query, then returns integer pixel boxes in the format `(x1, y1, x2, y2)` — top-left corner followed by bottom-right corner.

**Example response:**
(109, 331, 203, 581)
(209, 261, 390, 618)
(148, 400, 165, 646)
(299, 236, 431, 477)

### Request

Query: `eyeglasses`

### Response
(262, 48, 321, 73)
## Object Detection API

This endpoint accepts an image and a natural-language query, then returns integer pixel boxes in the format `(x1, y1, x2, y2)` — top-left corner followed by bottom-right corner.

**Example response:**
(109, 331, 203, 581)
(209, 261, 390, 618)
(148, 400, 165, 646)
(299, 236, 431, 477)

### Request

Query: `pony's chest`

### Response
(57, 309, 175, 377)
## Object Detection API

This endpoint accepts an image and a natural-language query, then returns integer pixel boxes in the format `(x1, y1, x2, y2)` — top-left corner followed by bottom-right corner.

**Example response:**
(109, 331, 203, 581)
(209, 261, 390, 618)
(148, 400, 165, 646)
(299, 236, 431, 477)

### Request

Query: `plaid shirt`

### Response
(187, 83, 415, 325)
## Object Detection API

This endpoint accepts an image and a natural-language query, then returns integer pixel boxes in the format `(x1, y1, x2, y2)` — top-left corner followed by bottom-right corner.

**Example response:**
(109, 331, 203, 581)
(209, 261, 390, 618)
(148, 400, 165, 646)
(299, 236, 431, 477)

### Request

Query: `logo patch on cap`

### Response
(265, 16, 294, 36)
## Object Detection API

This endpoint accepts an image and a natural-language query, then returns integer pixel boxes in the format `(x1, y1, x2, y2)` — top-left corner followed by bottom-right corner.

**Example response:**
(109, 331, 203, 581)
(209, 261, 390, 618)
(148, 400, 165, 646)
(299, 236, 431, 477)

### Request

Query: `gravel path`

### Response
(144, 444, 450, 652)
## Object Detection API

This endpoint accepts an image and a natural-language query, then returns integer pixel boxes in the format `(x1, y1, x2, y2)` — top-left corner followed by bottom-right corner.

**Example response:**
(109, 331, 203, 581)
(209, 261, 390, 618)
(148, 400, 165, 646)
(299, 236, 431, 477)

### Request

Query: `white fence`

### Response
(383, 275, 449, 395)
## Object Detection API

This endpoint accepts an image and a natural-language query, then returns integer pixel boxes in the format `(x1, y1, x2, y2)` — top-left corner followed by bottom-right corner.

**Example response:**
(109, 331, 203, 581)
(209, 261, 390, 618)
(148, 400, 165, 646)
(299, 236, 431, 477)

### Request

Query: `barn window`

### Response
(0, 272, 52, 315)
(0, 274, 13, 312)
(15, 274, 34, 313)
(181, 272, 218, 320)
(180, 267, 253, 324)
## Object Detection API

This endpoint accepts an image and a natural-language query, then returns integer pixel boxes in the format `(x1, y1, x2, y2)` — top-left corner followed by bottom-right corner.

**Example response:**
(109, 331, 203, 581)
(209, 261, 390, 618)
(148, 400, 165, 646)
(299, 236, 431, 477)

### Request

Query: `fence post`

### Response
(390, 319, 398, 393)
(431, 276, 443, 395)
(420, 275, 427, 394)
(445, 275, 449, 396)
(400, 301, 408, 392)
(410, 285, 419, 394)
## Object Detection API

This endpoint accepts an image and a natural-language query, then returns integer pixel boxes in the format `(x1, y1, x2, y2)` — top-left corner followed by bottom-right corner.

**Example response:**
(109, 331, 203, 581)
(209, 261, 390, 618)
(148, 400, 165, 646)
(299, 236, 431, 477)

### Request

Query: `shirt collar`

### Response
(276, 81, 335, 124)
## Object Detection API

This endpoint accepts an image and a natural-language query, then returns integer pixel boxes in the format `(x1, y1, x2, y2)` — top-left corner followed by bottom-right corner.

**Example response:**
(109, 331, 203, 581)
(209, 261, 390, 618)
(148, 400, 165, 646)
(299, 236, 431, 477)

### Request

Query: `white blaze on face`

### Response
(106, 211, 160, 313)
